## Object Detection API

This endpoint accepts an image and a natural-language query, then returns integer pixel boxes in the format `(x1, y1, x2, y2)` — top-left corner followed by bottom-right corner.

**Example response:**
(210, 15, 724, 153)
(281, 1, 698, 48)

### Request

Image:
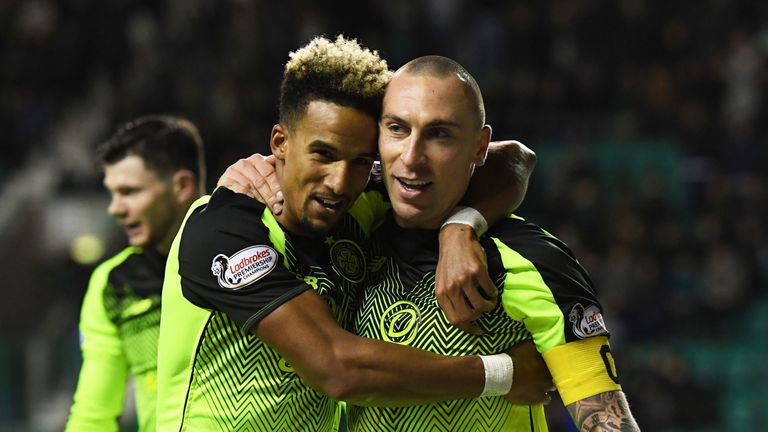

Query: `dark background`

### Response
(0, 0, 766, 430)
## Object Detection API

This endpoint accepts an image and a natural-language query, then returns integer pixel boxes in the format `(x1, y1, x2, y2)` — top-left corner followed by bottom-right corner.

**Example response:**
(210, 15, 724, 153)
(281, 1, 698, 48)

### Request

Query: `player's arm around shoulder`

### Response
(253, 289, 492, 406)
(434, 141, 537, 334)
(543, 337, 640, 431)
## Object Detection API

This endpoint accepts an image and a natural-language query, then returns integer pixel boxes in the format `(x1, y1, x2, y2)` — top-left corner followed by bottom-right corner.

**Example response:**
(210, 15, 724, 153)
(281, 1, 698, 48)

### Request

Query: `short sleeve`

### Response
(487, 217, 620, 404)
(487, 217, 609, 353)
(178, 188, 311, 333)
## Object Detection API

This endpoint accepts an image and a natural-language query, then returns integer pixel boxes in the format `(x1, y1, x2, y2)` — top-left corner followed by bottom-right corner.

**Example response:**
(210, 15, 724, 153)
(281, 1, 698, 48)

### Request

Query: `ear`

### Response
(472, 124, 492, 166)
(172, 170, 198, 204)
(271, 124, 288, 160)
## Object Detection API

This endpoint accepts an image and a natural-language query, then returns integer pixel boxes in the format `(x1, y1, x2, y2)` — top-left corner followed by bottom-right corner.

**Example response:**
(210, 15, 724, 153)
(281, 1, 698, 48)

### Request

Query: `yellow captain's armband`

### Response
(541, 336, 622, 406)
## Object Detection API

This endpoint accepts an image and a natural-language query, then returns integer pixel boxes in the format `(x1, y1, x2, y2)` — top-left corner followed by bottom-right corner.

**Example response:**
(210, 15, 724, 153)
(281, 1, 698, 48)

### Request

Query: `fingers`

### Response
(436, 292, 484, 336)
(217, 165, 257, 198)
(435, 225, 498, 334)
(474, 270, 499, 303)
(248, 154, 283, 214)
(461, 282, 495, 314)
(218, 154, 284, 213)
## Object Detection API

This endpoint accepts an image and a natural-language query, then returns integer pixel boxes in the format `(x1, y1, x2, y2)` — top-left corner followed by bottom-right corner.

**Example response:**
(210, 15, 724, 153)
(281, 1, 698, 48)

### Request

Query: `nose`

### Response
(399, 133, 426, 168)
(107, 194, 126, 218)
(324, 162, 355, 197)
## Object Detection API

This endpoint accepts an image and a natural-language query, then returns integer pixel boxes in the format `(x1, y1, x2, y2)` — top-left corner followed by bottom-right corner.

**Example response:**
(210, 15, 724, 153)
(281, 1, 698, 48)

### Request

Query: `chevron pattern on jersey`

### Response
(120, 309, 161, 375)
(192, 311, 337, 432)
(353, 263, 529, 355)
(349, 397, 520, 432)
(173, 203, 379, 431)
(103, 284, 161, 376)
(350, 261, 535, 431)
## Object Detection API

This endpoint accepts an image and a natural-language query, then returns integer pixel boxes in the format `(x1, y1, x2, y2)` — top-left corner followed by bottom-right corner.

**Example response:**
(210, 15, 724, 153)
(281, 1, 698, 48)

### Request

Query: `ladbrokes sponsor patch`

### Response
(568, 302, 609, 339)
(210, 245, 277, 289)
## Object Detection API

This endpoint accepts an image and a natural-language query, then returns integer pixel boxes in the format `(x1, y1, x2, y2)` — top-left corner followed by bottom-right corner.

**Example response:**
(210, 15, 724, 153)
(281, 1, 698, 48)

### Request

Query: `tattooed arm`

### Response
(566, 390, 640, 431)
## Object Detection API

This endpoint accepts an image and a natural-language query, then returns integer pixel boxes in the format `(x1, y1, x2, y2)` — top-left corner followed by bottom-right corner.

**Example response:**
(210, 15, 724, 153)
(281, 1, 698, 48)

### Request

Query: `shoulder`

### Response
(184, 187, 269, 234)
(89, 246, 143, 288)
(180, 188, 272, 252)
(177, 187, 281, 291)
(485, 216, 581, 274)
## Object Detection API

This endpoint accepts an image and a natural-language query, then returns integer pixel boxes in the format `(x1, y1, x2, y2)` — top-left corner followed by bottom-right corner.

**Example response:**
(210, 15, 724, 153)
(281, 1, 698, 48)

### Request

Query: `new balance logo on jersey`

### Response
(568, 303, 608, 338)
(380, 301, 420, 345)
(211, 245, 278, 289)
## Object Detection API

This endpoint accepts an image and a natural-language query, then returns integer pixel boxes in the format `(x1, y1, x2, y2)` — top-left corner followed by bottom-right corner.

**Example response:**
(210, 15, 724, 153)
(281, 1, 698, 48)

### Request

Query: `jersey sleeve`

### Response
(487, 217, 621, 405)
(177, 187, 311, 333)
(66, 251, 132, 432)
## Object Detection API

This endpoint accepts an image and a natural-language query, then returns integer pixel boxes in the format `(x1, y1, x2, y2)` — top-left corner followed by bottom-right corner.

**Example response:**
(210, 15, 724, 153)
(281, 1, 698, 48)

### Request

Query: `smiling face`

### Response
(103, 155, 181, 249)
(379, 71, 490, 229)
(273, 99, 378, 236)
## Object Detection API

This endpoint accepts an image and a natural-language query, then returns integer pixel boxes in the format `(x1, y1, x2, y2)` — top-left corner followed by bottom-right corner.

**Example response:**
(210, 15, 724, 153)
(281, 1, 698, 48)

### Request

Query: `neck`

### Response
(156, 195, 198, 255)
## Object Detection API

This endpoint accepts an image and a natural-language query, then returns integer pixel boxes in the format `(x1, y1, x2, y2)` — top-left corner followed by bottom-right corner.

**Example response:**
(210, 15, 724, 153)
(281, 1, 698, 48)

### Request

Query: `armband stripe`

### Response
(542, 336, 622, 405)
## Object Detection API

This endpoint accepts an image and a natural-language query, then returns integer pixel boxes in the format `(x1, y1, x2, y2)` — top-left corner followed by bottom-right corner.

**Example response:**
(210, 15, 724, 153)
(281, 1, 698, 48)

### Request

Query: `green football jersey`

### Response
(157, 188, 385, 432)
(67, 246, 165, 432)
(349, 214, 613, 431)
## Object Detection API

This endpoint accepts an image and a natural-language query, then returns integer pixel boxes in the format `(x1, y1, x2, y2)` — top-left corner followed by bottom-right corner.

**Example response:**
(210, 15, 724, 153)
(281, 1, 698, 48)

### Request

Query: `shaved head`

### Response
(398, 55, 485, 129)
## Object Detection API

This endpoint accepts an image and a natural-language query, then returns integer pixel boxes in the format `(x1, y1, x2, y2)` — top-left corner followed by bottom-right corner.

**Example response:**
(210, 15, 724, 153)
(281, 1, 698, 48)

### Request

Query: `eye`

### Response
(116, 187, 140, 196)
(313, 149, 334, 161)
(426, 128, 450, 139)
(384, 122, 408, 136)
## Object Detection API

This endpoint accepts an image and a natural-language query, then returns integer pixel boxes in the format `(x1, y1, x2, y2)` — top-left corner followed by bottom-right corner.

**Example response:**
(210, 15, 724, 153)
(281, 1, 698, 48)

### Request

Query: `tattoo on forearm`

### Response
(566, 391, 640, 432)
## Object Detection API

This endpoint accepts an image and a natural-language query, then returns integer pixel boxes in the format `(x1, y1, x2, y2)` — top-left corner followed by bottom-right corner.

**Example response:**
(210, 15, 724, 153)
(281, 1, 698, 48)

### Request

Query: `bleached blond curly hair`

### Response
(279, 35, 391, 127)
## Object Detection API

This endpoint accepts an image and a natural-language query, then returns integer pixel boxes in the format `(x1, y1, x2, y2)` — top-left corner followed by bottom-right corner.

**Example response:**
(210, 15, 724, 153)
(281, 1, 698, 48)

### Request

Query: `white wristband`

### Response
(440, 206, 489, 237)
(479, 353, 514, 397)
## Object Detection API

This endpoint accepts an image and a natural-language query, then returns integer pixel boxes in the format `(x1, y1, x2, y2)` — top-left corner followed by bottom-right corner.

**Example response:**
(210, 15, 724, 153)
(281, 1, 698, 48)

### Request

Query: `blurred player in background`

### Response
(65, 116, 205, 432)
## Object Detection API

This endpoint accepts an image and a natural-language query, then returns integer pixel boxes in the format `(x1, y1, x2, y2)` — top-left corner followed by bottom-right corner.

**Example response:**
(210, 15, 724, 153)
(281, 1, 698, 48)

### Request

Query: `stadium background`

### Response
(0, 0, 766, 430)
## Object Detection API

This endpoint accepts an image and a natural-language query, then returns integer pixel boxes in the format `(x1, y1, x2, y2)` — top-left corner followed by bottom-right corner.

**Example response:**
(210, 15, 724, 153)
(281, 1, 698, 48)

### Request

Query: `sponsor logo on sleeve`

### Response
(210, 245, 278, 289)
(568, 302, 609, 339)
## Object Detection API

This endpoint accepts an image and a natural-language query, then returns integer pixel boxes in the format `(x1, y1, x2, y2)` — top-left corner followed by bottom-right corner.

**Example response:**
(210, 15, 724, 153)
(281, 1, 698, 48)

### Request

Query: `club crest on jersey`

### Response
(211, 245, 277, 289)
(327, 238, 366, 283)
(568, 303, 608, 339)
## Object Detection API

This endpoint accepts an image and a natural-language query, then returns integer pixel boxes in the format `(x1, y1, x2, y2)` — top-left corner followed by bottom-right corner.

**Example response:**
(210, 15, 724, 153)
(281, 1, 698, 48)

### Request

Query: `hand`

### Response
(436, 224, 497, 335)
(504, 340, 554, 405)
(217, 153, 284, 214)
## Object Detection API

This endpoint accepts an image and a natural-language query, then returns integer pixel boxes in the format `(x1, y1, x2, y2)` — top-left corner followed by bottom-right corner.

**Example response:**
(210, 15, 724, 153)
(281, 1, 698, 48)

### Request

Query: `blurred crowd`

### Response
(1, 0, 766, 430)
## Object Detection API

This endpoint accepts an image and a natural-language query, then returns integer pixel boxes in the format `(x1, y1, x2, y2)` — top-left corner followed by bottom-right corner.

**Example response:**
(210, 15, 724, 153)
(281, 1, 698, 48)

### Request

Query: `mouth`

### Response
(396, 177, 432, 192)
(123, 222, 142, 235)
(313, 196, 347, 211)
